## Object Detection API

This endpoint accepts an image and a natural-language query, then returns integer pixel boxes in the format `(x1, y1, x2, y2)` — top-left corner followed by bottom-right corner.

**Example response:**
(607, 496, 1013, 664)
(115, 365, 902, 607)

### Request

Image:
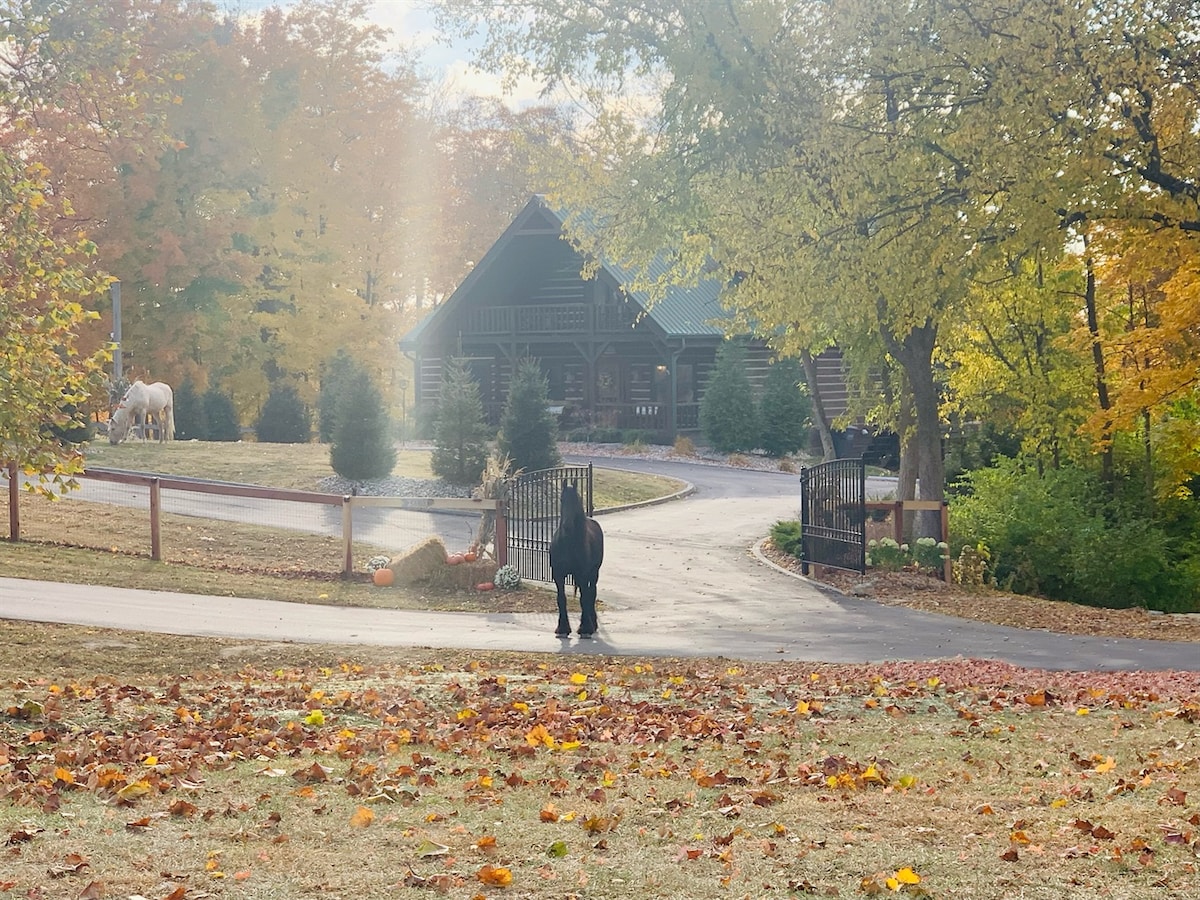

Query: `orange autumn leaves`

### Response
(3, 657, 1199, 897)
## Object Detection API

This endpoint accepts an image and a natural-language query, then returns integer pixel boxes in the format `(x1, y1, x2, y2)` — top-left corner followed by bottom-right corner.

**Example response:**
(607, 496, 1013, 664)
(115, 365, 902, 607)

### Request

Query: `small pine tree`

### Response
(330, 368, 396, 481)
(758, 356, 812, 457)
(700, 339, 760, 453)
(173, 378, 206, 440)
(318, 350, 354, 442)
(256, 384, 312, 443)
(431, 357, 492, 486)
(202, 388, 241, 441)
(498, 357, 561, 473)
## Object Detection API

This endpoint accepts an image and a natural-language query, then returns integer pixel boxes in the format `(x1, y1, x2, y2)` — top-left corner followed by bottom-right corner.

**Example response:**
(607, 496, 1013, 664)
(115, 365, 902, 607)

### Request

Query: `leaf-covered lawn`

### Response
(1, 623, 1197, 899)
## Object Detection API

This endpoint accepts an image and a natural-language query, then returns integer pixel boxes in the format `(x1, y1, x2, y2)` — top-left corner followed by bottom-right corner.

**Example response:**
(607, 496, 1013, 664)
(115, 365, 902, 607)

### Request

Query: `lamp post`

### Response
(398, 374, 408, 444)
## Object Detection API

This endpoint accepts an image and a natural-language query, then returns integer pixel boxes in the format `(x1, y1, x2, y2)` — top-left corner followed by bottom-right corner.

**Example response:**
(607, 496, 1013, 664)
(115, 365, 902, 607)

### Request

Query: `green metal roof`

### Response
(400, 196, 730, 349)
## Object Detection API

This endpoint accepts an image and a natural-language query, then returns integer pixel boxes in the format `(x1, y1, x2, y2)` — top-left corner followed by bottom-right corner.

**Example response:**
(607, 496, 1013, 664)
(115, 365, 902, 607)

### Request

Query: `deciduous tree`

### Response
(0, 155, 109, 493)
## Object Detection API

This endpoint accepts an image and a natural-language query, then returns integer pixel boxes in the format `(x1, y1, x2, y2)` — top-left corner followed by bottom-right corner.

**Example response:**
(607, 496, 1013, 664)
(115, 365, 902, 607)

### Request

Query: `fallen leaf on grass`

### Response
(416, 839, 450, 857)
(1163, 788, 1188, 806)
(46, 852, 90, 878)
(476, 864, 512, 887)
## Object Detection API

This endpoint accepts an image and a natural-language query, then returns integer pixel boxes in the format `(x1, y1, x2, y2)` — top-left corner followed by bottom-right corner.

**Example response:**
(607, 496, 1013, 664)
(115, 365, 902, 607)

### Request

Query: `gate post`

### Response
(495, 499, 508, 567)
(799, 465, 810, 576)
(859, 457, 868, 575)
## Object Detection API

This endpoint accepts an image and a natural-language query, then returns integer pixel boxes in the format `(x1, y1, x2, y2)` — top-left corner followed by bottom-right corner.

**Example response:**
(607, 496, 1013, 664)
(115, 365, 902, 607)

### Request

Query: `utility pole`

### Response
(111, 280, 123, 383)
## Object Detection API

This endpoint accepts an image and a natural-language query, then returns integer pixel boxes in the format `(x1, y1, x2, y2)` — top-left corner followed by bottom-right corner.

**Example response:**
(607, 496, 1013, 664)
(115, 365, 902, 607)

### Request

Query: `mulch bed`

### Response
(761, 541, 1200, 644)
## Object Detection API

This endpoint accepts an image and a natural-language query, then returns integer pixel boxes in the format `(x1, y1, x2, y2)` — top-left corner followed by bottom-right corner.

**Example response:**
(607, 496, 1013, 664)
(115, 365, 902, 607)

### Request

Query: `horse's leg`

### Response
(554, 575, 572, 637)
(578, 574, 598, 638)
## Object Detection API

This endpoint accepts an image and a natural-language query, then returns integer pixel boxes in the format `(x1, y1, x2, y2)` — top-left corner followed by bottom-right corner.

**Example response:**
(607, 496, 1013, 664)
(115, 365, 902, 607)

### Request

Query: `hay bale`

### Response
(387, 537, 500, 590)
(430, 558, 499, 591)
(388, 536, 450, 586)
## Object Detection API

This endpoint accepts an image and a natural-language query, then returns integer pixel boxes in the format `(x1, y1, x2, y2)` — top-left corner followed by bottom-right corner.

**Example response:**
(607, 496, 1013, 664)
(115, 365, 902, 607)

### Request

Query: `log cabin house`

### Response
(401, 195, 860, 448)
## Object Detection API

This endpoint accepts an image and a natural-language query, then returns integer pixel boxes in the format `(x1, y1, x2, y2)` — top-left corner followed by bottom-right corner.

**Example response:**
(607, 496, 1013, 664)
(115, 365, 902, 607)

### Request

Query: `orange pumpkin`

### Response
(463, 550, 478, 563)
(372, 567, 394, 587)
(475, 582, 495, 591)
(446, 554, 465, 566)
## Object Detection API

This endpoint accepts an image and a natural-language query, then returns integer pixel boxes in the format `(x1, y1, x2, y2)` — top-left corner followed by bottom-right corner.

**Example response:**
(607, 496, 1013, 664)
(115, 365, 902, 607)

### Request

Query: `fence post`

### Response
(941, 500, 952, 582)
(6, 461, 19, 542)
(495, 499, 508, 566)
(341, 496, 354, 575)
(149, 477, 161, 560)
(893, 500, 904, 545)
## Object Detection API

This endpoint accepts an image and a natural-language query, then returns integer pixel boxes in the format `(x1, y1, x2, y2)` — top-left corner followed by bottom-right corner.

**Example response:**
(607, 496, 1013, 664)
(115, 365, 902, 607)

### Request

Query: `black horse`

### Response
(550, 480, 604, 638)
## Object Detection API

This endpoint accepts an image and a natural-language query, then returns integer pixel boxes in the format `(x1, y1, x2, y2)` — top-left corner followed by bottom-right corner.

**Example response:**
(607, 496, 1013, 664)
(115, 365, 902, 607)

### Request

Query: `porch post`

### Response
(668, 353, 678, 439)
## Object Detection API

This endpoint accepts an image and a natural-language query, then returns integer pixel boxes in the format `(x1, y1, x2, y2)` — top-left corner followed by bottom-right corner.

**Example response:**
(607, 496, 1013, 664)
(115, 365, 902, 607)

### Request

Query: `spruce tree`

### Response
(498, 357, 561, 473)
(318, 350, 354, 442)
(431, 357, 492, 486)
(758, 356, 812, 457)
(256, 384, 312, 443)
(202, 388, 241, 441)
(330, 368, 396, 481)
(173, 377, 206, 440)
(699, 339, 760, 453)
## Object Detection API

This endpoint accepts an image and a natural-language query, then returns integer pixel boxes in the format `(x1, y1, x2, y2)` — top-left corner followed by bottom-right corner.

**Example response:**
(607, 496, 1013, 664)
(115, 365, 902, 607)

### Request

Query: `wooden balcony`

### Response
(465, 303, 633, 336)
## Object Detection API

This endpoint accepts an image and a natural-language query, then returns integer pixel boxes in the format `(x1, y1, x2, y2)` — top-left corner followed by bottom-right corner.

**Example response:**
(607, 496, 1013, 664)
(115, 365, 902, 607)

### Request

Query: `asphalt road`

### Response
(2, 457, 1198, 671)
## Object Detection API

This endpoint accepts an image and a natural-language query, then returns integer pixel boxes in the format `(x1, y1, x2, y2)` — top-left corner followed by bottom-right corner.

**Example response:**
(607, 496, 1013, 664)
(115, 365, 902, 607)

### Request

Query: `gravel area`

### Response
(318, 472, 476, 498)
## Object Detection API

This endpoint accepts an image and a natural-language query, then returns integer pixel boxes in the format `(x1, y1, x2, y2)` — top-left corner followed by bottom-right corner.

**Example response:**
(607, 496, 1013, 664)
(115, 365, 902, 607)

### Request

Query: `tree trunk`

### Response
(1083, 242, 1114, 488)
(884, 321, 944, 539)
(800, 349, 837, 461)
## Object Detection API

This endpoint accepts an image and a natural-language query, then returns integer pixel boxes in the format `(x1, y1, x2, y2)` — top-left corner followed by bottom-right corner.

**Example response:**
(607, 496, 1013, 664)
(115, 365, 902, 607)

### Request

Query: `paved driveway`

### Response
(2, 458, 1197, 671)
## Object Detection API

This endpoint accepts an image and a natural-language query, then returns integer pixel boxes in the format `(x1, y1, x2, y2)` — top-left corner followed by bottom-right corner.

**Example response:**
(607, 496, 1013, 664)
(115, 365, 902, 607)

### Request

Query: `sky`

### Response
(235, 0, 552, 108)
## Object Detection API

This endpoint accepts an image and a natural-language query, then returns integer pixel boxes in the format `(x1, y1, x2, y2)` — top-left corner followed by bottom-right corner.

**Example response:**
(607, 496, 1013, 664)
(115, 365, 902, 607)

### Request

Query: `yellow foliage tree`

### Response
(0, 155, 110, 494)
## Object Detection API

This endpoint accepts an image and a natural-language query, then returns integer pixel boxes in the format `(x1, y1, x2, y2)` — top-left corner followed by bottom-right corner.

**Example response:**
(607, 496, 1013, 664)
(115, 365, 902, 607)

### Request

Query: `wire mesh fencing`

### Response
(3, 465, 505, 578)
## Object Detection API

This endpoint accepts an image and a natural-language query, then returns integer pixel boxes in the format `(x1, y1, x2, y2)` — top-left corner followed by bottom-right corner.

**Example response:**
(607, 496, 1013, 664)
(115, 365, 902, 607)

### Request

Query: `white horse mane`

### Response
(109, 380, 175, 444)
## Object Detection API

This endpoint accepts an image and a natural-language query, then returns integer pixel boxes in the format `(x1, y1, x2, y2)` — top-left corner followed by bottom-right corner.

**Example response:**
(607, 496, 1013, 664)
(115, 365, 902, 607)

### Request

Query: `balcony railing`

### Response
(465, 303, 633, 336)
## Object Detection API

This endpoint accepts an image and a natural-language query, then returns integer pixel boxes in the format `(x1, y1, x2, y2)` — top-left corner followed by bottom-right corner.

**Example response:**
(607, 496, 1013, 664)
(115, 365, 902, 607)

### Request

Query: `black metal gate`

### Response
(799, 458, 866, 575)
(507, 464, 593, 583)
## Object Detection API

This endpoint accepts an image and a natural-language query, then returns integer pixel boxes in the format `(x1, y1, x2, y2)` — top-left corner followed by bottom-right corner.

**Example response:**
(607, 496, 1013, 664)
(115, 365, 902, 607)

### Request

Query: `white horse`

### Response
(109, 380, 175, 444)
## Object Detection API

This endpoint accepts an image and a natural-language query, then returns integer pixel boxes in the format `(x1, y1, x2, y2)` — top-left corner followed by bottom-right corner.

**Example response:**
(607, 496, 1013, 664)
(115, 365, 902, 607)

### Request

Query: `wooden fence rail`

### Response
(3, 463, 506, 574)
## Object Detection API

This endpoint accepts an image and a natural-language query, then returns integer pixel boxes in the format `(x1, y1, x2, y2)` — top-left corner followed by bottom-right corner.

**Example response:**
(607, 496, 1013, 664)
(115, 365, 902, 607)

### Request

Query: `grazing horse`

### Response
(550, 480, 604, 638)
(109, 380, 175, 444)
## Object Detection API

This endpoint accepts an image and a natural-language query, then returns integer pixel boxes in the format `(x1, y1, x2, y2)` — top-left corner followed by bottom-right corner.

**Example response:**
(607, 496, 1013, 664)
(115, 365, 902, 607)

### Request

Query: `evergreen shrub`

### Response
(431, 357, 492, 486)
(758, 357, 811, 457)
(202, 388, 241, 441)
(256, 384, 312, 443)
(700, 340, 759, 453)
(330, 368, 396, 481)
(498, 357, 561, 474)
(173, 378, 206, 440)
(318, 350, 355, 442)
